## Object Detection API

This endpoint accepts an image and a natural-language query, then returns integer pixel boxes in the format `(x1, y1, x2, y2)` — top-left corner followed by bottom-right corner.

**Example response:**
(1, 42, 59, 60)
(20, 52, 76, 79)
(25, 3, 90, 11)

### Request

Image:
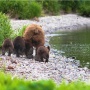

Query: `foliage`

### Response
(22, 2, 42, 19)
(18, 25, 27, 36)
(78, 1, 90, 17)
(59, 0, 81, 13)
(0, 12, 13, 47)
(42, 0, 60, 15)
(57, 81, 90, 90)
(0, 72, 55, 90)
(0, 0, 42, 19)
(11, 25, 27, 40)
(0, 0, 8, 13)
(0, 0, 90, 17)
(0, 72, 90, 90)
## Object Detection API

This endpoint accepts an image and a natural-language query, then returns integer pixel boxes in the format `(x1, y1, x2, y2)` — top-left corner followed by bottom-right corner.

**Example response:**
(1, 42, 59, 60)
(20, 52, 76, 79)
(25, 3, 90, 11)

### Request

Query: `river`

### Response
(49, 29, 90, 68)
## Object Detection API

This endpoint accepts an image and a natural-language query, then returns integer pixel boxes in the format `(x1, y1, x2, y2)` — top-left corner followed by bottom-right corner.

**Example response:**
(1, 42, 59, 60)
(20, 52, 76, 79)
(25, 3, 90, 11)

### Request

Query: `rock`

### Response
(11, 60, 17, 64)
(7, 66, 14, 69)
(0, 14, 89, 84)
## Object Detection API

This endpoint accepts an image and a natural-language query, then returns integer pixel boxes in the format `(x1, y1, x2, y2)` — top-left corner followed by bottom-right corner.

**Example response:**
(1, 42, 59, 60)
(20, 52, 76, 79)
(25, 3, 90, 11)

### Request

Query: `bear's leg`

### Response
(19, 47, 25, 56)
(25, 47, 33, 59)
(35, 54, 40, 61)
(8, 47, 12, 56)
(45, 59, 48, 63)
(35, 47, 39, 59)
(25, 41, 33, 59)
(16, 49, 20, 57)
(2, 47, 5, 55)
(40, 57, 44, 62)
(29, 48, 33, 59)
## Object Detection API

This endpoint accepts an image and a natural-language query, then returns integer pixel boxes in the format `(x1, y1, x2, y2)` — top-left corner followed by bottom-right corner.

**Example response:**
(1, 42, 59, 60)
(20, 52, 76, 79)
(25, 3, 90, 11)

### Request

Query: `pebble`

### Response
(0, 14, 90, 84)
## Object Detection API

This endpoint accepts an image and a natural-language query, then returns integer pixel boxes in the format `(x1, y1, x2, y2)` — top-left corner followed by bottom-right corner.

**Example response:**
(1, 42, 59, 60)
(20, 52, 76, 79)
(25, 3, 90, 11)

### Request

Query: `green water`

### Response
(49, 29, 90, 68)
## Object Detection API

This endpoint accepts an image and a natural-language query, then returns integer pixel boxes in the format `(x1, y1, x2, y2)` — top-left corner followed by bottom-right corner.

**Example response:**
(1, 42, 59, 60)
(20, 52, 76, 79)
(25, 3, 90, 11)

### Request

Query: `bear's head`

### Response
(43, 46, 50, 59)
(36, 46, 50, 62)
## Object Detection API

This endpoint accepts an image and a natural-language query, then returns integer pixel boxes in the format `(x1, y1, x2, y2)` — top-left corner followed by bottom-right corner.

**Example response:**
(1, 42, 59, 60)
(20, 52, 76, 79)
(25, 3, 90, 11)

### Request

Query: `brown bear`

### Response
(35, 46, 50, 63)
(24, 39, 33, 59)
(13, 36, 26, 57)
(13, 36, 33, 58)
(23, 24, 45, 55)
(2, 38, 14, 56)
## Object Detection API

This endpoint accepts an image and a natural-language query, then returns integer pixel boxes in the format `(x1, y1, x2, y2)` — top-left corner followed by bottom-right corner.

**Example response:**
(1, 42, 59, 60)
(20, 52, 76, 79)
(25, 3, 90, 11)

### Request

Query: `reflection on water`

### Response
(49, 29, 90, 68)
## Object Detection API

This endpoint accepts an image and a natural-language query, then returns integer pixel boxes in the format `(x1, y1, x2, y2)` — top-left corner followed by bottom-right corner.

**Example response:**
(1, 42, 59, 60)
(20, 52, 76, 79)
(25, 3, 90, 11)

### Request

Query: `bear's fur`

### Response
(24, 39, 33, 59)
(35, 46, 50, 62)
(13, 36, 33, 59)
(13, 36, 25, 57)
(23, 24, 45, 55)
(2, 38, 14, 56)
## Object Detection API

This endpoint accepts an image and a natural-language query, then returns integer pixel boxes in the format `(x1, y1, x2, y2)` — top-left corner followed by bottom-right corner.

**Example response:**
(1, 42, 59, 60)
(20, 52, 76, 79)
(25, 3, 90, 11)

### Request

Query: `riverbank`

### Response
(0, 14, 90, 84)
(11, 14, 90, 34)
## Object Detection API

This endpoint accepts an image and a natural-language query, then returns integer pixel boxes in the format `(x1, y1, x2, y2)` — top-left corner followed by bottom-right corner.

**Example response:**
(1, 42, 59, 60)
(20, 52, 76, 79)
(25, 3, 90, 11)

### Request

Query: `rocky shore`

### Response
(11, 14, 90, 34)
(0, 14, 90, 84)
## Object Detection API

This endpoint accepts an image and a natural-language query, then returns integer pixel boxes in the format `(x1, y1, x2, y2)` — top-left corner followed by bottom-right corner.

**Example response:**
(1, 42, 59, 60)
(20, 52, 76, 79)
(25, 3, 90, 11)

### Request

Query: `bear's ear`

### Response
(47, 46, 50, 51)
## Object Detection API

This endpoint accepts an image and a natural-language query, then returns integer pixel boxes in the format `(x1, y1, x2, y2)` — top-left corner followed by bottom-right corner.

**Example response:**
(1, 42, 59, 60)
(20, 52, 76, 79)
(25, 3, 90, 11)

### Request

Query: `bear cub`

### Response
(35, 46, 50, 63)
(13, 36, 25, 57)
(2, 38, 14, 56)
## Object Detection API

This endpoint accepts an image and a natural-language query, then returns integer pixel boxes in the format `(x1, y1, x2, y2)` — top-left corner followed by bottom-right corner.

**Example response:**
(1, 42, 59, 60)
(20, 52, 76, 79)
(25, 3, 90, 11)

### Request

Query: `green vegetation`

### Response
(0, 12, 27, 47)
(78, 1, 90, 17)
(37, 0, 90, 16)
(0, 72, 90, 90)
(0, 0, 89, 19)
(59, 0, 81, 13)
(0, 1, 90, 88)
(0, 10, 29, 47)
(0, 0, 42, 19)
(0, 12, 13, 47)
(18, 25, 27, 37)
(11, 25, 27, 40)
(42, 0, 60, 15)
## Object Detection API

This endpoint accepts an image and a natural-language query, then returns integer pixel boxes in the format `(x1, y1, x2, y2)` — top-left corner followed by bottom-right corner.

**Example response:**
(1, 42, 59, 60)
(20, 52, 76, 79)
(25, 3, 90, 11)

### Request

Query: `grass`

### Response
(0, 72, 90, 90)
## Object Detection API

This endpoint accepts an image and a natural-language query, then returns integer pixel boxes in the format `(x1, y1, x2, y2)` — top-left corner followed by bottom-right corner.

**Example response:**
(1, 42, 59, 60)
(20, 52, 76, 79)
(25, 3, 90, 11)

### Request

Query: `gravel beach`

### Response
(0, 14, 90, 84)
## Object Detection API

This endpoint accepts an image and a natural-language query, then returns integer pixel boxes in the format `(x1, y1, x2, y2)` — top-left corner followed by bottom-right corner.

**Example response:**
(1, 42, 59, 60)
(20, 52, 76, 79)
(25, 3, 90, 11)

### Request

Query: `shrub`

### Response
(0, 72, 90, 90)
(0, 0, 8, 13)
(0, 1, 42, 19)
(58, 0, 82, 13)
(60, 1, 73, 13)
(7, 0, 24, 19)
(0, 72, 56, 90)
(78, 1, 90, 17)
(18, 25, 27, 36)
(0, 12, 13, 47)
(42, 0, 60, 15)
(20, 1, 42, 19)
(11, 25, 27, 40)
(57, 81, 90, 90)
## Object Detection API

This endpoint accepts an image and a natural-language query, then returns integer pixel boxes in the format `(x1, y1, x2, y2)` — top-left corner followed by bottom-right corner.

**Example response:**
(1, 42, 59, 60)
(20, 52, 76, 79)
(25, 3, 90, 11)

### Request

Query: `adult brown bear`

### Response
(2, 38, 14, 56)
(23, 24, 45, 56)
(35, 46, 50, 62)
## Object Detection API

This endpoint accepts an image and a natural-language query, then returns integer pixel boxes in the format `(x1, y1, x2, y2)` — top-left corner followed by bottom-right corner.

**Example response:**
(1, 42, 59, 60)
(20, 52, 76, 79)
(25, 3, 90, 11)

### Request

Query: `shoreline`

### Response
(11, 14, 90, 34)
(0, 14, 90, 84)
